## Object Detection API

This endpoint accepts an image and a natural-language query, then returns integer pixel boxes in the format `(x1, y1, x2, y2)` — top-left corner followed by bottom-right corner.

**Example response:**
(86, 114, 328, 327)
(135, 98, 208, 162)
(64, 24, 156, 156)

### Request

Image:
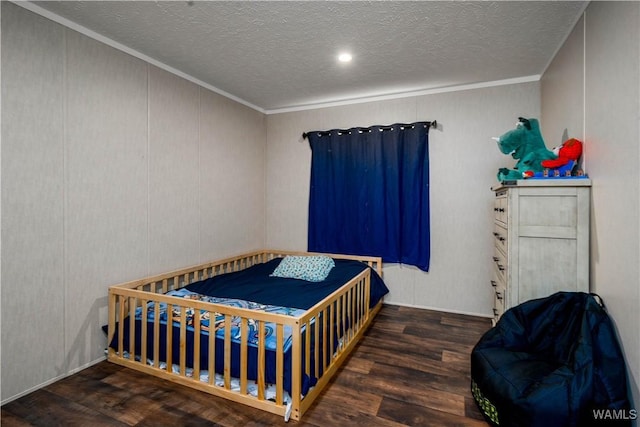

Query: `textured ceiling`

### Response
(30, 1, 587, 113)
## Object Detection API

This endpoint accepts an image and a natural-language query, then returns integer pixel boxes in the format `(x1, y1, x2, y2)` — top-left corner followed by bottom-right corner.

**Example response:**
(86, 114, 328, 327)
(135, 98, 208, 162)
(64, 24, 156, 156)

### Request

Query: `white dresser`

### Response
(491, 180, 592, 325)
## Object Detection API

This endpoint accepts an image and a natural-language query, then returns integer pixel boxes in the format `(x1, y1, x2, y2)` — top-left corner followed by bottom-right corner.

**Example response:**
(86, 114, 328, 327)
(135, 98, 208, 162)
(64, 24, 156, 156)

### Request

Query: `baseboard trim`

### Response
(384, 301, 493, 319)
(1, 356, 107, 406)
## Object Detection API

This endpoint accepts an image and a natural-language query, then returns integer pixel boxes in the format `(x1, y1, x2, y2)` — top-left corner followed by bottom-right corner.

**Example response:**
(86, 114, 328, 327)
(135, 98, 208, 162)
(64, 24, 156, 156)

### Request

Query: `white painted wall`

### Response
(0, 3, 266, 403)
(541, 1, 640, 412)
(2, 4, 66, 398)
(266, 82, 541, 316)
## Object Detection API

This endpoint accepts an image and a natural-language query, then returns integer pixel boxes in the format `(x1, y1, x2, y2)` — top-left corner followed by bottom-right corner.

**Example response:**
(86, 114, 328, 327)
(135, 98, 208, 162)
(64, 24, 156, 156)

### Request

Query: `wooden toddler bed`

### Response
(106, 250, 388, 421)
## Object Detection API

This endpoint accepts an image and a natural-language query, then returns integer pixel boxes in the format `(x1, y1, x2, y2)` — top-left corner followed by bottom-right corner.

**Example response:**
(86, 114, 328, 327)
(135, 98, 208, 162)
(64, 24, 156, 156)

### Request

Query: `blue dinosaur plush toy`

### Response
(495, 117, 557, 181)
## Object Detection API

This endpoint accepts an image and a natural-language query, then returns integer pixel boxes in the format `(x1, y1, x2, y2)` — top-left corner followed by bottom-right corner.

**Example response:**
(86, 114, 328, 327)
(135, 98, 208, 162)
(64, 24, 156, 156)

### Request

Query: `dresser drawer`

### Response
(492, 247, 507, 282)
(493, 223, 508, 255)
(491, 271, 507, 324)
(493, 287, 506, 321)
(494, 191, 508, 224)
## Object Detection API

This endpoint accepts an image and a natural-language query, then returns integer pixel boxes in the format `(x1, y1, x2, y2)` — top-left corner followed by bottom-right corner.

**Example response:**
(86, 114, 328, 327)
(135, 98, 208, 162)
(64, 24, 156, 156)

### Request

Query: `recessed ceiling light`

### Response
(338, 53, 353, 63)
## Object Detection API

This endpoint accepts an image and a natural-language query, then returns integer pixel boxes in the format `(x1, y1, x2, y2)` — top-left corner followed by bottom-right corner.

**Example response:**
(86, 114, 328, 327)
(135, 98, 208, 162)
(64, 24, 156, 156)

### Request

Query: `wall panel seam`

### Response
(198, 88, 202, 262)
(146, 63, 150, 277)
(62, 25, 68, 374)
(582, 11, 587, 172)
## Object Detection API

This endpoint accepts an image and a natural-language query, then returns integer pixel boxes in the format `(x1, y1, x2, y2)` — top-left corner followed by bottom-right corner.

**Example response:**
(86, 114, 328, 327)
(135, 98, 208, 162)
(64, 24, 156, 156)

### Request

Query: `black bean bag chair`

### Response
(471, 292, 631, 427)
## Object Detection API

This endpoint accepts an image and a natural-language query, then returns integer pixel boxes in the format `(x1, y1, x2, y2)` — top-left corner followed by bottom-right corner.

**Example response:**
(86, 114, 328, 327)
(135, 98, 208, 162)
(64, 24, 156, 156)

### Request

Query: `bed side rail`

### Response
(289, 267, 373, 420)
(111, 251, 274, 293)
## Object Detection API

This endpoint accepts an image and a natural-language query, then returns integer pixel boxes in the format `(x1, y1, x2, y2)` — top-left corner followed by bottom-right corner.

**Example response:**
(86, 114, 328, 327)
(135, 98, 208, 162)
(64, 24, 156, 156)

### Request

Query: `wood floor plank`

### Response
(0, 409, 34, 427)
(47, 375, 162, 426)
(341, 356, 376, 374)
(355, 339, 470, 378)
(333, 364, 467, 417)
(1, 389, 128, 427)
(440, 313, 490, 330)
(367, 361, 472, 397)
(402, 324, 484, 350)
(308, 381, 383, 415)
(378, 395, 489, 427)
(1, 305, 491, 426)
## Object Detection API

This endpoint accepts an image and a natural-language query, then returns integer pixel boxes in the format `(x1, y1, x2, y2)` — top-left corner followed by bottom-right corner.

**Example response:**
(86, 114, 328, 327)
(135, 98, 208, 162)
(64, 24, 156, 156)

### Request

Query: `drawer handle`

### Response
(493, 308, 498, 316)
(498, 265, 505, 271)
(493, 256, 499, 262)
(493, 232, 499, 236)
(498, 208, 505, 212)
(496, 291, 503, 300)
(498, 237, 506, 242)
(490, 280, 497, 287)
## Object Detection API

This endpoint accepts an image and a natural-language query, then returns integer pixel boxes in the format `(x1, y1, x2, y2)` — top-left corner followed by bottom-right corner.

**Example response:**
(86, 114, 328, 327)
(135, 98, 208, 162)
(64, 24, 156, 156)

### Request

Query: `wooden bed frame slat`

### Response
(106, 249, 383, 421)
(193, 310, 201, 380)
(240, 317, 248, 395)
(223, 315, 232, 389)
(276, 323, 284, 406)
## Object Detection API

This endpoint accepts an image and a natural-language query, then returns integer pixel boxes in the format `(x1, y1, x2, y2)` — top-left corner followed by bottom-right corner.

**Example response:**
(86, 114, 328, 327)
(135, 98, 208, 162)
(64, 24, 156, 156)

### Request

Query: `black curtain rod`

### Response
(302, 120, 437, 140)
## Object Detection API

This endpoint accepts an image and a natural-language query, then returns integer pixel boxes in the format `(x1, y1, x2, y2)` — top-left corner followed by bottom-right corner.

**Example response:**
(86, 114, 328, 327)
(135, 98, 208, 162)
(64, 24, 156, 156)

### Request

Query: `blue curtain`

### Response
(307, 122, 431, 271)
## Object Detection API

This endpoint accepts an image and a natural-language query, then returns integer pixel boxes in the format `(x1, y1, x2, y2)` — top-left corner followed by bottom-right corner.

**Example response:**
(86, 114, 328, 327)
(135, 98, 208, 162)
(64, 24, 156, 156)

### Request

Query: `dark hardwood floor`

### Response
(2, 305, 492, 426)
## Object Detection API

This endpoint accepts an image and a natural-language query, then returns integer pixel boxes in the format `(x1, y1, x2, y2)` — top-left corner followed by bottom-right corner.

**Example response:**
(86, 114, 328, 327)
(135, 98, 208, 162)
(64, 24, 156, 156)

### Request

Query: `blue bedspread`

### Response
(186, 258, 389, 309)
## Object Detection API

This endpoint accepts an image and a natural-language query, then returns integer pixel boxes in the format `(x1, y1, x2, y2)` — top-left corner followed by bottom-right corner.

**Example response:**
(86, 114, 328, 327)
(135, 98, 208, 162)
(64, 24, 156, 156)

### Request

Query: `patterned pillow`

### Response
(271, 255, 335, 282)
